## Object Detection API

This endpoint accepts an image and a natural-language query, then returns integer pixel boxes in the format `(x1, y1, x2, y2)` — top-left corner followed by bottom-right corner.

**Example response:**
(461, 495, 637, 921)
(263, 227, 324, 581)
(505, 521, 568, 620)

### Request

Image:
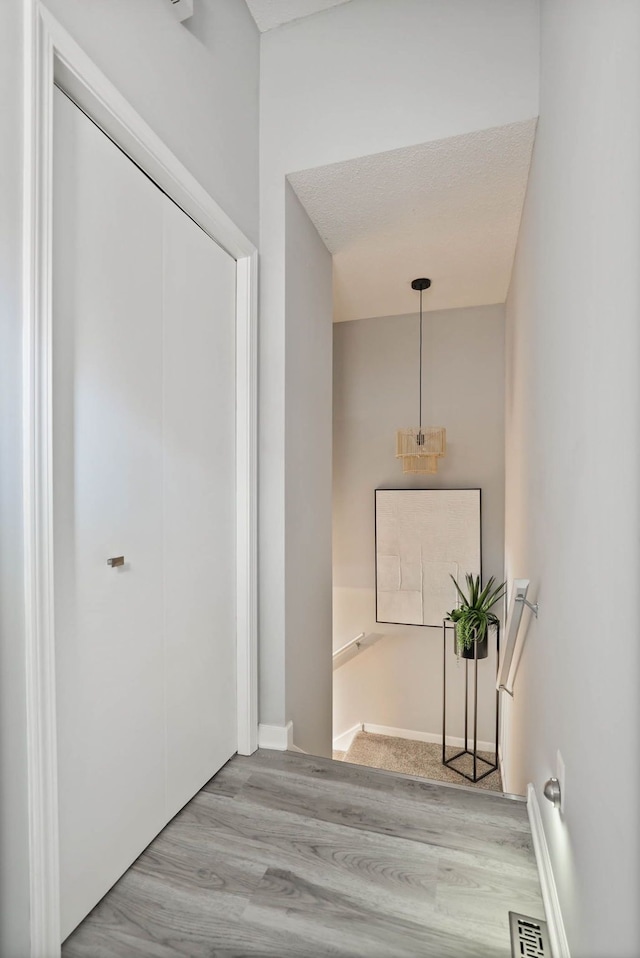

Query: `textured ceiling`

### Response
(245, 0, 352, 32)
(288, 119, 538, 322)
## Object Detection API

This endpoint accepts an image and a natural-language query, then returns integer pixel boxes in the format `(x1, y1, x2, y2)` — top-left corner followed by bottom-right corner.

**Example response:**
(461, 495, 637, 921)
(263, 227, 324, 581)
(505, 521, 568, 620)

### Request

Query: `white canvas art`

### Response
(375, 489, 481, 626)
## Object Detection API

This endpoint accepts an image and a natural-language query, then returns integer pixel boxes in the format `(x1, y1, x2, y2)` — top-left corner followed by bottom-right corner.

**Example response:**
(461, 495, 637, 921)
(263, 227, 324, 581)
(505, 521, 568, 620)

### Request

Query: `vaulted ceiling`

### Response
(245, 0, 352, 33)
(243, 2, 537, 323)
(288, 119, 537, 322)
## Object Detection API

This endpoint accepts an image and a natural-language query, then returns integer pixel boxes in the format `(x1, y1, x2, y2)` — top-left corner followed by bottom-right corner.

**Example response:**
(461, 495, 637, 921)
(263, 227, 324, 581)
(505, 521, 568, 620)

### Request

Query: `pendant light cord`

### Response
(418, 287, 423, 432)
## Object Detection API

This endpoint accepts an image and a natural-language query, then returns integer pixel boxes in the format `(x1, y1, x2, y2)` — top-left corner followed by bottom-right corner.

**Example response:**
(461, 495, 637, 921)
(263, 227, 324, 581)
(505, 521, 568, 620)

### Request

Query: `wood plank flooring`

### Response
(62, 749, 545, 958)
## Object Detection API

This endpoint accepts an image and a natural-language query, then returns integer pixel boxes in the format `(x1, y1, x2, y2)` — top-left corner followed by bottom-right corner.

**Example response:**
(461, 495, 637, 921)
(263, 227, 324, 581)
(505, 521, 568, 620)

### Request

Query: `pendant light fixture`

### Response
(396, 278, 446, 475)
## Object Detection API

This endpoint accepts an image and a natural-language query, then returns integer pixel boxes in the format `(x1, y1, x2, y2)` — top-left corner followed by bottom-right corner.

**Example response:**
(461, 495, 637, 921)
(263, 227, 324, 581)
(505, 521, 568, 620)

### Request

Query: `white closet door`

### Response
(53, 88, 166, 939)
(162, 196, 237, 816)
(53, 88, 238, 940)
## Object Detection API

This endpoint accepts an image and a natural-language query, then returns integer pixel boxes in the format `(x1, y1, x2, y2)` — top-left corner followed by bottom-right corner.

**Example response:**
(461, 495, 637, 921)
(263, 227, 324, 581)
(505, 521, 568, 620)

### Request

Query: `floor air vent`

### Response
(509, 912, 551, 958)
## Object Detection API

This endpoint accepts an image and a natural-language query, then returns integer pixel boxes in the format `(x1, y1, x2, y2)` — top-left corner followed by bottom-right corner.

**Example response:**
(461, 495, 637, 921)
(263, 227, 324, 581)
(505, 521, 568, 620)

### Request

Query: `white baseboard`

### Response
(362, 723, 496, 754)
(332, 724, 362, 752)
(258, 721, 292, 751)
(527, 784, 571, 958)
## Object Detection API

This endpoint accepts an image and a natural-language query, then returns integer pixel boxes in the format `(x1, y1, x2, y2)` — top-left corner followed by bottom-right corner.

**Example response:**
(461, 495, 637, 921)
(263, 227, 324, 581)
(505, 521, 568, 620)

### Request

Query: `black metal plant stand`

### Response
(442, 619, 500, 783)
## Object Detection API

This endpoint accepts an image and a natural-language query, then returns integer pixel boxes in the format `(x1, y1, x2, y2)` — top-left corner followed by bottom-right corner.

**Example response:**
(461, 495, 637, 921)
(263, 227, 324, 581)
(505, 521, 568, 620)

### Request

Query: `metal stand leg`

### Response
(442, 622, 447, 766)
(442, 620, 500, 784)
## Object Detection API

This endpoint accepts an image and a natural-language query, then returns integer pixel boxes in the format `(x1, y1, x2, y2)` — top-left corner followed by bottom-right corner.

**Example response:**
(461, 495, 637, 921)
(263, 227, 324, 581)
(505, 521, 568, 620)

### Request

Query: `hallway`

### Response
(63, 750, 544, 957)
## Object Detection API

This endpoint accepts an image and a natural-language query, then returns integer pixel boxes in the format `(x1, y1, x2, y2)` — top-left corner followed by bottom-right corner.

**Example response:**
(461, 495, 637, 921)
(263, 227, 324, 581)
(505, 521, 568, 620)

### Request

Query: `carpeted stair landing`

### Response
(337, 731, 503, 792)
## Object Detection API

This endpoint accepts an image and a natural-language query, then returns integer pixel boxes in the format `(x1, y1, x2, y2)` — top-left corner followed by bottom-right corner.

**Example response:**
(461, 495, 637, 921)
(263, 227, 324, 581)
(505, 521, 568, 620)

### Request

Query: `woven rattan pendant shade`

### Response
(396, 279, 446, 475)
(400, 454, 439, 475)
(396, 426, 446, 458)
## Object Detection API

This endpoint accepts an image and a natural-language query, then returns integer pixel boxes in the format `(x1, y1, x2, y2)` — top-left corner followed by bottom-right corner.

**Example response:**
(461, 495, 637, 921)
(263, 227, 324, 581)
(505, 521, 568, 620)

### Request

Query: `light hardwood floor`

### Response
(62, 749, 545, 957)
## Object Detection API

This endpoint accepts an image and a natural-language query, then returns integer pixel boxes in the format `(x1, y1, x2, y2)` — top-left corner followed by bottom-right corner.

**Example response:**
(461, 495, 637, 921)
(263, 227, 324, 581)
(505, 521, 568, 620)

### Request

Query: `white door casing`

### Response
(22, 5, 258, 955)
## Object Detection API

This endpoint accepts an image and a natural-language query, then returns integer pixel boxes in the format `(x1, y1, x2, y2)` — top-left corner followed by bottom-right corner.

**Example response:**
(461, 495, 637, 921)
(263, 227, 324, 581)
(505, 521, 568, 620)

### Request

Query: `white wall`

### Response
(259, 0, 540, 732)
(504, 1, 640, 954)
(45, 0, 259, 246)
(284, 184, 333, 756)
(0, 1, 258, 949)
(333, 306, 505, 747)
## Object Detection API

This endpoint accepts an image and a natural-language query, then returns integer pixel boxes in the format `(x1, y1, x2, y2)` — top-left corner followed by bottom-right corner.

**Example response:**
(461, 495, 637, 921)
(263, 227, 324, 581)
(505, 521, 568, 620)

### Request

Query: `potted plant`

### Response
(448, 573, 506, 660)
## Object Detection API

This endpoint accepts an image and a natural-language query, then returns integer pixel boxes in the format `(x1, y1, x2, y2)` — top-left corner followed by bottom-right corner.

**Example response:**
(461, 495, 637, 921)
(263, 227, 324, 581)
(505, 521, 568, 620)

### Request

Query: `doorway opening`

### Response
(285, 119, 537, 791)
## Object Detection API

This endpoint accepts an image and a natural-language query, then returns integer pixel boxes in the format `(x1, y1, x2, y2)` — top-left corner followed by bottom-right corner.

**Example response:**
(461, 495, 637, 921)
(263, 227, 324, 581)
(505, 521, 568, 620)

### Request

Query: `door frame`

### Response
(22, 5, 258, 954)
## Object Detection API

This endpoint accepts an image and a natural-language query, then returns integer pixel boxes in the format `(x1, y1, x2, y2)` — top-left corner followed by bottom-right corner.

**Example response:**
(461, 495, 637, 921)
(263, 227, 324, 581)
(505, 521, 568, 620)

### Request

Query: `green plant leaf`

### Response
(450, 574, 470, 607)
(485, 580, 506, 607)
(477, 576, 496, 607)
(468, 574, 479, 605)
(447, 572, 507, 647)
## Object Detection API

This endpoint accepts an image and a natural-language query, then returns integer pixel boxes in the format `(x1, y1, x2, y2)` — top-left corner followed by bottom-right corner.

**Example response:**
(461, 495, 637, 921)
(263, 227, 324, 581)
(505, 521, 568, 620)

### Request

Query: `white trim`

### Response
(362, 723, 496, 754)
(332, 724, 362, 753)
(258, 722, 293, 751)
(527, 784, 571, 958)
(498, 687, 510, 791)
(498, 744, 507, 792)
(235, 251, 258, 756)
(22, 6, 60, 955)
(22, 6, 258, 954)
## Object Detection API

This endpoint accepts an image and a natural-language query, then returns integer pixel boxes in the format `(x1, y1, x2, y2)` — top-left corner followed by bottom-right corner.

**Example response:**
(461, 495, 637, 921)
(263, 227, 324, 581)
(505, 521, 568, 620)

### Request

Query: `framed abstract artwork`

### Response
(375, 489, 481, 627)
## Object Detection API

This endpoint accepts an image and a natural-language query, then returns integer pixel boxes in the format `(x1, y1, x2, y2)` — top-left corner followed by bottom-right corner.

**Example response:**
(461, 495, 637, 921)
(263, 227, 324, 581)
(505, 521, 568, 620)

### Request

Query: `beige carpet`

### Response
(339, 732, 502, 792)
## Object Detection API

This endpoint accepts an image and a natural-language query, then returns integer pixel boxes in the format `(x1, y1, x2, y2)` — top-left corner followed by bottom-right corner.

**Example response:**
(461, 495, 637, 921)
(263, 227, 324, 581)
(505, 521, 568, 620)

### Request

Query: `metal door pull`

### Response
(107, 556, 125, 567)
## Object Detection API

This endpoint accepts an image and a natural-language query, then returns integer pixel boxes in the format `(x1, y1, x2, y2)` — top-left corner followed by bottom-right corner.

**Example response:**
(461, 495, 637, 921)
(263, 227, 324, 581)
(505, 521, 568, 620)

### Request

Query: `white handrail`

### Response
(497, 579, 538, 696)
(332, 632, 365, 659)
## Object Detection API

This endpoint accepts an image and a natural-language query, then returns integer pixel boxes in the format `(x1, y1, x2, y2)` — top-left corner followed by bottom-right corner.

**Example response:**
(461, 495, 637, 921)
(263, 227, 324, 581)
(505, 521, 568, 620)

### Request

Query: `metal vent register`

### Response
(509, 912, 551, 958)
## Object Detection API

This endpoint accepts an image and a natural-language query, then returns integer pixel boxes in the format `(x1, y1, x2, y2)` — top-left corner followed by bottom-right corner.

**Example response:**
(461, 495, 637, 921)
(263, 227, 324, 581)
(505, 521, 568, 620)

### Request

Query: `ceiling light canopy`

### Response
(396, 278, 446, 475)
